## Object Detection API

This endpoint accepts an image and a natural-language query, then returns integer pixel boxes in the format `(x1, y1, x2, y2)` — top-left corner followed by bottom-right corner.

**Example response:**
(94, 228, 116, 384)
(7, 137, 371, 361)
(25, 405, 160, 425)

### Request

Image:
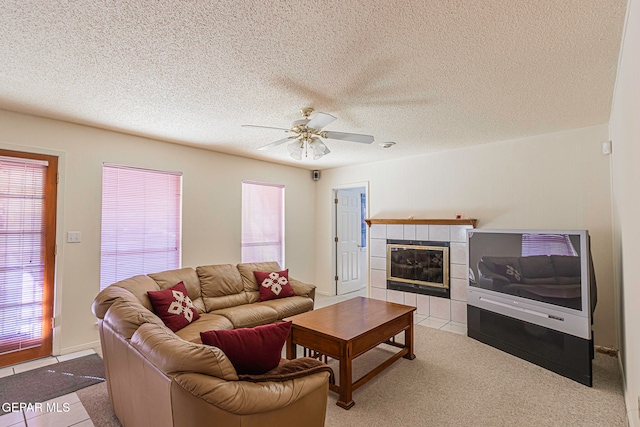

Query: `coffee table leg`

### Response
(336, 343, 355, 409)
(285, 334, 296, 360)
(404, 315, 416, 360)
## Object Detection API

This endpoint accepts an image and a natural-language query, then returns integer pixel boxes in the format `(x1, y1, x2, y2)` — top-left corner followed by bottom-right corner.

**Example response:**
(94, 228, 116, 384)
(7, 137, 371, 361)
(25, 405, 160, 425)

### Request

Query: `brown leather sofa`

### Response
(92, 262, 330, 427)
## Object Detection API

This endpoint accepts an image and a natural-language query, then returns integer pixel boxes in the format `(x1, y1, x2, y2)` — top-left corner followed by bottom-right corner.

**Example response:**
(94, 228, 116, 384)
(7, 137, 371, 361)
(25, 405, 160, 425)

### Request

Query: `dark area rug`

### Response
(0, 354, 105, 415)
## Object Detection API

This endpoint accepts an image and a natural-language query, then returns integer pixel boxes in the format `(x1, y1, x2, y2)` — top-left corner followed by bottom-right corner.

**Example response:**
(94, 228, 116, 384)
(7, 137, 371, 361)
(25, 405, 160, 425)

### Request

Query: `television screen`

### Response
(468, 230, 585, 311)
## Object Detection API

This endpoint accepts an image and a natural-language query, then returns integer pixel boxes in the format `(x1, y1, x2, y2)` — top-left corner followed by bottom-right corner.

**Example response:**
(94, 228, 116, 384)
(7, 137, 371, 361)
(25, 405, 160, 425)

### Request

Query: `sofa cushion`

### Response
(209, 304, 279, 329)
(237, 262, 282, 303)
(257, 296, 314, 320)
(148, 282, 201, 332)
(255, 269, 295, 301)
(175, 313, 234, 343)
(196, 264, 250, 311)
(149, 267, 205, 313)
(200, 321, 292, 375)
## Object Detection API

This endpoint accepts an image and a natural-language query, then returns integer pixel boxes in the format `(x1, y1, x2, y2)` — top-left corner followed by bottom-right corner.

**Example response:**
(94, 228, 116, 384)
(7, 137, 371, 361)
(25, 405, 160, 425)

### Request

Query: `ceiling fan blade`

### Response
(306, 112, 337, 130)
(322, 131, 374, 144)
(257, 137, 296, 150)
(242, 124, 291, 132)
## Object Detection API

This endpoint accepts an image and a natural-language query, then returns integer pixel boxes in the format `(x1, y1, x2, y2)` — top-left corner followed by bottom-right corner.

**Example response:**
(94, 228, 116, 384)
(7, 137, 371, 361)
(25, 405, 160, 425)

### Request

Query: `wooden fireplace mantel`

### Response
(364, 218, 477, 227)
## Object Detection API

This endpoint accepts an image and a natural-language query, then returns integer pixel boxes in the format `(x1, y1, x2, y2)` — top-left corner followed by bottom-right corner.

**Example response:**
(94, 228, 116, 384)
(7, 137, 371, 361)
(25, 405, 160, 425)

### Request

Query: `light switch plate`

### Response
(67, 231, 82, 243)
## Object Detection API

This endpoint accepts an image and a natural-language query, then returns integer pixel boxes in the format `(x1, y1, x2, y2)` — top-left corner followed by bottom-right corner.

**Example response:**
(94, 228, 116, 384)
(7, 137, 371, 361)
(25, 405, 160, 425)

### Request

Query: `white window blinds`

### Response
(100, 164, 182, 290)
(241, 181, 284, 267)
(0, 156, 48, 354)
(521, 233, 578, 257)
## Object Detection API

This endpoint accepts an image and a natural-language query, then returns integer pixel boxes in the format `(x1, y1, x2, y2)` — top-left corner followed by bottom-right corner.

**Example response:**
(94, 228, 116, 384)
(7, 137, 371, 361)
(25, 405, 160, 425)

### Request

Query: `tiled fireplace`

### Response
(367, 219, 476, 325)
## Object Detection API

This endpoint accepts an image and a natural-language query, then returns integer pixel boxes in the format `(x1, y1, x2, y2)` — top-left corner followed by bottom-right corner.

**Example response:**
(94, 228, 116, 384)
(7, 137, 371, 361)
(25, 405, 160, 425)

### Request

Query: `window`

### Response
(241, 181, 284, 267)
(0, 151, 57, 366)
(100, 164, 182, 290)
(360, 192, 367, 248)
(521, 233, 578, 257)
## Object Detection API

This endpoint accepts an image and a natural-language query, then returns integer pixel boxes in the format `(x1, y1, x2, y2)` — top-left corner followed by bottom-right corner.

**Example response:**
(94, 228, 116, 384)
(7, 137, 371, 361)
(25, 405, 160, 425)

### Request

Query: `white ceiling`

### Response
(0, 1, 627, 170)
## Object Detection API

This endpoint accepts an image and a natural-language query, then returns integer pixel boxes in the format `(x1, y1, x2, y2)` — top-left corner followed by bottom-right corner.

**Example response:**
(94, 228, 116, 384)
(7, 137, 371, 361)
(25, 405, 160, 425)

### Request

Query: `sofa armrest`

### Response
(131, 323, 238, 381)
(288, 278, 316, 301)
(172, 370, 330, 415)
(92, 274, 160, 318)
(103, 299, 167, 339)
(92, 286, 139, 319)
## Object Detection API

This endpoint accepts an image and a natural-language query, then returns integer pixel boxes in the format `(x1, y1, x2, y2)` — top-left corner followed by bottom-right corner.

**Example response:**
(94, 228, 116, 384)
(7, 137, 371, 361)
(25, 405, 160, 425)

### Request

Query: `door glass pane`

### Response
(0, 156, 47, 355)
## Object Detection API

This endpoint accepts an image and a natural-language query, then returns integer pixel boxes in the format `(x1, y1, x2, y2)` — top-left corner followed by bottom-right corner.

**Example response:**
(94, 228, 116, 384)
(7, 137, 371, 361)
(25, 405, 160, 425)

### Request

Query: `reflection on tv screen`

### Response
(469, 232, 582, 311)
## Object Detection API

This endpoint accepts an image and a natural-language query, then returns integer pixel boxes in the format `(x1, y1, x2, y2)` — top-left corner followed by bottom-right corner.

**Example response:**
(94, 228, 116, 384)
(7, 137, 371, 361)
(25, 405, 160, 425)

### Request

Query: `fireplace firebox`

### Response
(386, 240, 450, 298)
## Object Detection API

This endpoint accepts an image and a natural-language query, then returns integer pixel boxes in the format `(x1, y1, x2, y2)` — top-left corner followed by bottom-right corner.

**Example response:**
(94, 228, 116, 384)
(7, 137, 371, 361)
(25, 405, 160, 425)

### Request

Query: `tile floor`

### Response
(0, 290, 465, 427)
(0, 347, 103, 427)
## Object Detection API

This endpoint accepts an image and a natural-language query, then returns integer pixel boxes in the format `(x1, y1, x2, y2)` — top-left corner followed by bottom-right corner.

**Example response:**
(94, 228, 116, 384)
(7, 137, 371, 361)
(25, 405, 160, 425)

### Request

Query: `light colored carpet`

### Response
(78, 325, 626, 426)
(325, 325, 626, 427)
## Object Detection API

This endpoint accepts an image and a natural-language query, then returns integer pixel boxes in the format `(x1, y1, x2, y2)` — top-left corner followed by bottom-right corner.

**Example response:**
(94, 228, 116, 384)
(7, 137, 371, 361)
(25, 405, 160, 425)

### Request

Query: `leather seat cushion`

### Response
(210, 304, 279, 329)
(257, 296, 313, 319)
(175, 313, 234, 342)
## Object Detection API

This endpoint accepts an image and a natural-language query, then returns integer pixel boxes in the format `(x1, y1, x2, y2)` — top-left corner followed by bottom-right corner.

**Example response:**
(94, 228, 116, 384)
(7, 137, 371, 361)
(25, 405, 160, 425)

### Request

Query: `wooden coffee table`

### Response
(284, 297, 415, 409)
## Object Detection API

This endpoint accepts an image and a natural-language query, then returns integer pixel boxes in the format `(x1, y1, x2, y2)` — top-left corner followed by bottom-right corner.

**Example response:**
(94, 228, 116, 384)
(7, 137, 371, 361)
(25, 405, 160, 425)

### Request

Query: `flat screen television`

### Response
(467, 229, 596, 340)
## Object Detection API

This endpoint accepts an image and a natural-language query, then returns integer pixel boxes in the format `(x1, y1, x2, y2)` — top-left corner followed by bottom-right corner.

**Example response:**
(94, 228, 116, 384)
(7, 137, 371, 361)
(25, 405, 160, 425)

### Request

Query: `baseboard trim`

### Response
(594, 345, 619, 356)
(619, 351, 640, 427)
(56, 340, 101, 356)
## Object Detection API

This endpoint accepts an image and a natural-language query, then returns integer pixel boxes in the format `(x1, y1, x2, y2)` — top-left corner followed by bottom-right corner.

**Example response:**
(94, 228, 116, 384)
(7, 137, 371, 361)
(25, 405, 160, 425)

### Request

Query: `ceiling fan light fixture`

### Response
(287, 141, 303, 160)
(245, 107, 375, 161)
(310, 139, 330, 160)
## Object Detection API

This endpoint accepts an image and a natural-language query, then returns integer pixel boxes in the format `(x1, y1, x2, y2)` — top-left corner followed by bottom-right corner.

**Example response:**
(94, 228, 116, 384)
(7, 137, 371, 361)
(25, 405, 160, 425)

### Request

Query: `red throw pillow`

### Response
(254, 269, 295, 301)
(147, 282, 200, 332)
(200, 321, 292, 375)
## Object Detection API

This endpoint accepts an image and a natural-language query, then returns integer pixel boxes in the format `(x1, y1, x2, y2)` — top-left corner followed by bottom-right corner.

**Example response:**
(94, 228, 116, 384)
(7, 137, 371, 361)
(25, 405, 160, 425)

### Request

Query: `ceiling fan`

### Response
(242, 107, 374, 160)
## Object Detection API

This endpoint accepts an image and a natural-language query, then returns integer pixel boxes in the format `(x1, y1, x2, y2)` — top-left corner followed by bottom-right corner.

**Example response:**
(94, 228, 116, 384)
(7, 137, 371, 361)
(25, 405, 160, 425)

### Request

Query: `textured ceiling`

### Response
(0, 1, 627, 170)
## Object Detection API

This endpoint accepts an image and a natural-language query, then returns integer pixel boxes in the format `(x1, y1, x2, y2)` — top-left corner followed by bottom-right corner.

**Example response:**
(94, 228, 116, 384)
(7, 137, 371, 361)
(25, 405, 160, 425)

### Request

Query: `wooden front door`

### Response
(0, 149, 57, 367)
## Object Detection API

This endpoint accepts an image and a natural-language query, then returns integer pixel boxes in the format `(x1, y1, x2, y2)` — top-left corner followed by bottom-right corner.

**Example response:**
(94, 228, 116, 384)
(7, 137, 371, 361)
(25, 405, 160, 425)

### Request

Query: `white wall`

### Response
(315, 124, 616, 347)
(609, 0, 640, 424)
(0, 109, 316, 355)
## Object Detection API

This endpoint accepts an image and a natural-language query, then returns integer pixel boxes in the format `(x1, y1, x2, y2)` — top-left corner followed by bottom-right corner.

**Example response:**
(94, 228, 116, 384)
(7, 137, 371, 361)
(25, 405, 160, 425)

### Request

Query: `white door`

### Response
(335, 188, 365, 295)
